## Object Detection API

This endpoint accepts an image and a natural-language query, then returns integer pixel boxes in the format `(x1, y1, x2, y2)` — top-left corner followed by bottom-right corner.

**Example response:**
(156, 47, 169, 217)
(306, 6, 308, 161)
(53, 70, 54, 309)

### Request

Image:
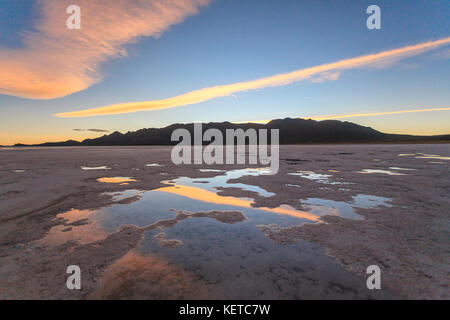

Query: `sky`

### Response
(0, 0, 449, 145)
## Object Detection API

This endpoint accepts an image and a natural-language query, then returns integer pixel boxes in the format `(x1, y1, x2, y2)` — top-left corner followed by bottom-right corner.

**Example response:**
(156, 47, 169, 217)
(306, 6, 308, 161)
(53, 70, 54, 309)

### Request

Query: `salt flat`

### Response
(0, 144, 448, 299)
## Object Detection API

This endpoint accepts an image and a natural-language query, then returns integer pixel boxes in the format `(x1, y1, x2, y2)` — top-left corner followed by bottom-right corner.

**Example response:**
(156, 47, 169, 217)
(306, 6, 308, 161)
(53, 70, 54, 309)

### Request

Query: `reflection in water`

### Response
(416, 155, 449, 160)
(146, 163, 164, 167)
(199, 169, 226, 172)
(81, 166, 111, 170)
(42, 167, 394, 299)
(168, 168, 276, 197)
(388, 167, 417, 171)
(288, 170, 349, 185)
(397, 153, 449, 161)
(103, 189, 144, 202)
(159, 184, 319, 221)
(303, 195, 391, 220)
(357, 169, 406, 176)
(97, 177, 137, 183)
(47, 168, 393, 244)
(288, 170, 332, 184)
(89, 250, 215, 299)
(39, 209, 107, 246)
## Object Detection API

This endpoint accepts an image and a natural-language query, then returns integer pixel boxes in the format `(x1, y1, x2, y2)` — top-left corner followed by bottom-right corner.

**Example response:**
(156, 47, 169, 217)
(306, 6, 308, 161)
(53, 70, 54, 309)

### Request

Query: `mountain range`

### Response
(12, 118, 450, 147)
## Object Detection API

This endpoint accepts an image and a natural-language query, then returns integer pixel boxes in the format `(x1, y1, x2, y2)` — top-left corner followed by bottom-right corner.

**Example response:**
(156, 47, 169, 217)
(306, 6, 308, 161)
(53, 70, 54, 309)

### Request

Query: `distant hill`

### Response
(13, 118, 450, 147)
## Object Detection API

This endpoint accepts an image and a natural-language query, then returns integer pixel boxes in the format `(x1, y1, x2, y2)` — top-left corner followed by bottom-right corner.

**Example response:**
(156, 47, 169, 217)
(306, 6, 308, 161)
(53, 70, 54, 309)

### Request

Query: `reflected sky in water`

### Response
(357, 169, 407, 176)
(39, 167, 394, 299)
(303, 195, 391, 220)
(97, 177, 137, 184)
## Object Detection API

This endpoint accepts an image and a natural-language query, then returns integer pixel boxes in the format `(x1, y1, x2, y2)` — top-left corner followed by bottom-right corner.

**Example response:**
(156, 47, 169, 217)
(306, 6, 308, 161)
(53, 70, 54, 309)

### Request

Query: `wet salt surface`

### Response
(175, 168, 275, 197)
(288, 170, 351, 184)
(40, 167, 395, 298)
(388, 167, 417, 171)
(398, 153, 450, 161)
(199, 169, 226, 173)
(302, 195, 391, 220)
(81, 166, 111, 170)
(145, 163, 164, 167)
(416, 156, 450, 160)
(357, 169, 407, 176)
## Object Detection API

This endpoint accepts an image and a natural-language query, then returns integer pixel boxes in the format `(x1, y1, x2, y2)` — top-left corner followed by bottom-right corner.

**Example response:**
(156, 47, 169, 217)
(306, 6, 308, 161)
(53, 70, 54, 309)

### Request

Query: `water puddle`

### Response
(103, 189, 143, 201)
(97, 177, 137, 184)
(46, 168, 391, 242)
(388, 167, 417, 171)
(171, 168, 276, 197)
(357, 169, 407, 176)
(302, 195, 391, 220)
(416, 155, 449, 160)
(285, 184, 301, 188)
(37, 209, 107, 246)
(81, 166, 111, 170)
(40, 167, 394, 299)
(397, 153, 449, 161)
(145, 163, 164, 167)
(288, 170, 349, 184)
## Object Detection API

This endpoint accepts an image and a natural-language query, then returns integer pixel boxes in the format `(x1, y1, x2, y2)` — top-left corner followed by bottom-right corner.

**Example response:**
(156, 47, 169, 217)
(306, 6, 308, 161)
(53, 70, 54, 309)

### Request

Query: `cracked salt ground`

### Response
(37, 167, 395, 299)
(2, 145, 447, 299)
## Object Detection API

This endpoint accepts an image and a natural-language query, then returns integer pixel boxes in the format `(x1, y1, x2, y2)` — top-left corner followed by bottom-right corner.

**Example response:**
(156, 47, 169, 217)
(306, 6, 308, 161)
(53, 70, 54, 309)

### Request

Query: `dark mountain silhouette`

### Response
(12, 118, 450, 147)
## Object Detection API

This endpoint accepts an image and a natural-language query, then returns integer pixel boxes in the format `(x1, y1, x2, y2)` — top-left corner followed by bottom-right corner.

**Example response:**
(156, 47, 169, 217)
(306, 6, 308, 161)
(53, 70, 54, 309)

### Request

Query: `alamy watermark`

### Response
(66, 265, 81, 290)
(366, 5, 381, 30)
(66, 4, 380, 31)
(66, 5, 81, 30)
(171, 124, 280, 175)
(366, 265, 381, 290)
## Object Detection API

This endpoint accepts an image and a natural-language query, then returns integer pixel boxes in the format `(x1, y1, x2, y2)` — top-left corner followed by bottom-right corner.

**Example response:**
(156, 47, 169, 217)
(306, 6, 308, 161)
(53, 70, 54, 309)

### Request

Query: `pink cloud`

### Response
(0, 0, 210, 99)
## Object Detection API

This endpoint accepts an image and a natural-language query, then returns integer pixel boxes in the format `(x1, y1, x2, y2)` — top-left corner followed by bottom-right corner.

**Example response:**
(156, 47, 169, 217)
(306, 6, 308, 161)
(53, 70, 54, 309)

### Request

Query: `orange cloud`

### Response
(0, 0, 210, 99)
(55, 37, 450, 117)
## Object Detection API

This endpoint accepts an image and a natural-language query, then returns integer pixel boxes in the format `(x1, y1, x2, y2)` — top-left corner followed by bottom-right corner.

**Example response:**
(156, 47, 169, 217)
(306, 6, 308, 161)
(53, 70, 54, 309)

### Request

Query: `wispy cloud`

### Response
(309, 71, 341, 83)
(308, 107, 450, 120)
(234, 107, 450, 124)
(0, 0, 210, 99)
(73, 128, 110, 132)
(55, 37, 450, 118)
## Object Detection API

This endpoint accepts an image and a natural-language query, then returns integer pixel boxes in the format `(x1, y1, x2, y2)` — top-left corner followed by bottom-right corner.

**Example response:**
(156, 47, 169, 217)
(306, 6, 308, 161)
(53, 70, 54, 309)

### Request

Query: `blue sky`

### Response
(0, 0, 449, 144)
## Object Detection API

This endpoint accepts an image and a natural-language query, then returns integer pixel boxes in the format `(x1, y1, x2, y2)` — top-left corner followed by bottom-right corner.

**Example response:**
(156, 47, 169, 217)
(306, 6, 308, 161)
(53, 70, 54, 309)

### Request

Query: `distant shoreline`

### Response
(4, 118, 450, 148)
(2, 141, 450, 149)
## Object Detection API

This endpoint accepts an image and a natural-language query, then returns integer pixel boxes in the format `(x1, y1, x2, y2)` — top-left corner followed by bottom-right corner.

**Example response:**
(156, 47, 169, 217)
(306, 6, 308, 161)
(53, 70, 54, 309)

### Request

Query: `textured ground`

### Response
(0, 144, 448, 299)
